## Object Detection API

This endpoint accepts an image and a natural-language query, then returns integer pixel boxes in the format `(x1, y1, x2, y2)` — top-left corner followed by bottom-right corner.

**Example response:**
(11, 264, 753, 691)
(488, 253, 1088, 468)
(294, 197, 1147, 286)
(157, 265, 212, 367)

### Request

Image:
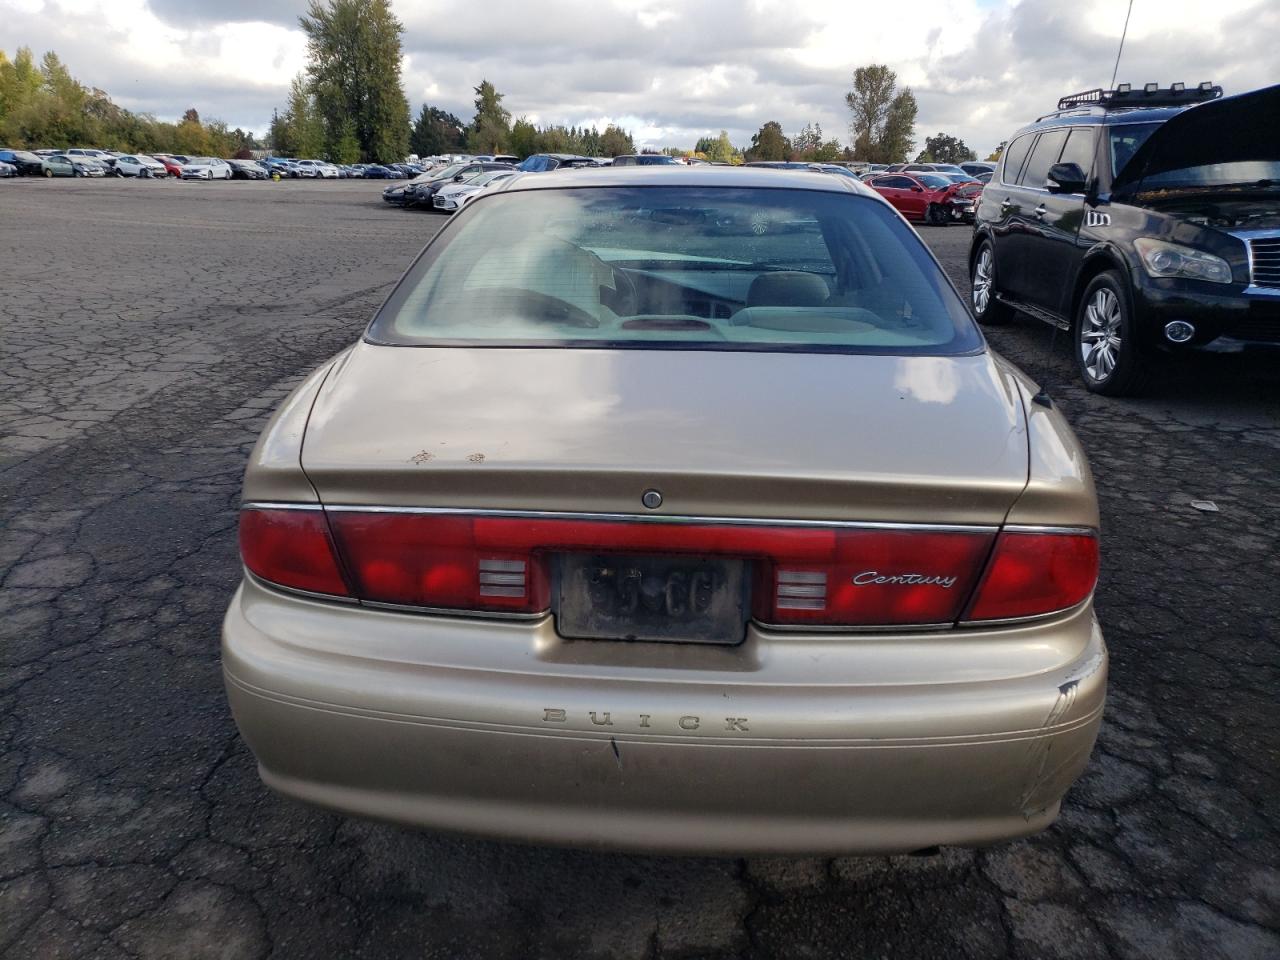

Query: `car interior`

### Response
(381, 189, 975, 352)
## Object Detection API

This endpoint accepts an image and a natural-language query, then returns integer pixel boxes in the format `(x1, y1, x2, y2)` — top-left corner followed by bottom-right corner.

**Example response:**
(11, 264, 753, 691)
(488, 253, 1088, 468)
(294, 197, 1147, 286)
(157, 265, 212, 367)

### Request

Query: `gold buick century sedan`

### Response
(222, 166, 1106, 855)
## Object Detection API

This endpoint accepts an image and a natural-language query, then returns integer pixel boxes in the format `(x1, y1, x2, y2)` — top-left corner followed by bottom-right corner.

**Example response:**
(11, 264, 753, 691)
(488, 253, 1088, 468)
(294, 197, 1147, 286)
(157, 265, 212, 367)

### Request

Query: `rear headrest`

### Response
(746, 271, 829, 307)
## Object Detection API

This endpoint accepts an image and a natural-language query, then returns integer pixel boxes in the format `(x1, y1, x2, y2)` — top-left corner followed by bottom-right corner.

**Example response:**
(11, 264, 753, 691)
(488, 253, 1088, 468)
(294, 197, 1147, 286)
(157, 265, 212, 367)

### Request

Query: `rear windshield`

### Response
(368, 186, 982, 355)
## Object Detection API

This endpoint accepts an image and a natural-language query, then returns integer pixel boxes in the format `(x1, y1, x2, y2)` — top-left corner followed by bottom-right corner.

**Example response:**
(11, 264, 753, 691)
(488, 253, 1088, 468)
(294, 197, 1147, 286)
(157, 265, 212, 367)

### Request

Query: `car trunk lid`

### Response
(300, 343, 1029, 525)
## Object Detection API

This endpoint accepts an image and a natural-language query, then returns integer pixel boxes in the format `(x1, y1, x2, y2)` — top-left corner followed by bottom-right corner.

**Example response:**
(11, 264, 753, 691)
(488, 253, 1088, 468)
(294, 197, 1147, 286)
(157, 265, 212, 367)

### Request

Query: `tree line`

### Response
(0, 48, 259, 156)
(404, 80, 638, 159)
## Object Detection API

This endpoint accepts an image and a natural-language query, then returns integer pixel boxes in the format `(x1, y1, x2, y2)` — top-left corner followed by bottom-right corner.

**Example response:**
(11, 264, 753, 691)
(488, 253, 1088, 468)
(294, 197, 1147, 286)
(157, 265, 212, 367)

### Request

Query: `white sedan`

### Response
(181, 158, 233, 180)
(113, 155, 168, 178)
(432, 170, 518, 212)
(294, 160, 340, 179)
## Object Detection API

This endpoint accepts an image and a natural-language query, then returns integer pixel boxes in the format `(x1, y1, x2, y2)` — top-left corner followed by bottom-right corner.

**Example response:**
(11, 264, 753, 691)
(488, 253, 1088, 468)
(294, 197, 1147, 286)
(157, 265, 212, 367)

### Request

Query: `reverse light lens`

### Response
(965, 531, 1099, 622)
(1134, 238, 1232, 284)
(239, 509, 350, 597)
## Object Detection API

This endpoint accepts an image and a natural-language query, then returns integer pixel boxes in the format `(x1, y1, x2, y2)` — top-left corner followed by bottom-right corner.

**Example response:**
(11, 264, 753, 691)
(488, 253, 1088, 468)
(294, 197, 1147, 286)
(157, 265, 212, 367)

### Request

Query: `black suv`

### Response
(971, 82, 1280, 395)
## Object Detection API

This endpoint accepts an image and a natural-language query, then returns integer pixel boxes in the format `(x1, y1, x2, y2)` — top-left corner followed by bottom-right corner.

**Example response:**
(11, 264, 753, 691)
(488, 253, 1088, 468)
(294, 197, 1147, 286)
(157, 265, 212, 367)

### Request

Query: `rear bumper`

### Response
(222, 578, 1106, 855)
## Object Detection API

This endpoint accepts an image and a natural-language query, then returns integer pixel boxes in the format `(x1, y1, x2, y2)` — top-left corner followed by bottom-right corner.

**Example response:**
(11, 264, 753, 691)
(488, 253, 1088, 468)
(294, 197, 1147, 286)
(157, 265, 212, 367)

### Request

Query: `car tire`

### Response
(43, 168, 53, 178)
(970, 240, 1013, 325)
(925, 204, 947, 226)
(1074, 270, 1148, 396)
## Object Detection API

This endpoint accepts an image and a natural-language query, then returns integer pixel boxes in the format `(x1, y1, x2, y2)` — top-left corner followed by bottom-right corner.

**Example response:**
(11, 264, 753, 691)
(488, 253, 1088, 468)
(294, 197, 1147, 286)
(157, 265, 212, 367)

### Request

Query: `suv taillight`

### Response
(238, 509, 1097, 626)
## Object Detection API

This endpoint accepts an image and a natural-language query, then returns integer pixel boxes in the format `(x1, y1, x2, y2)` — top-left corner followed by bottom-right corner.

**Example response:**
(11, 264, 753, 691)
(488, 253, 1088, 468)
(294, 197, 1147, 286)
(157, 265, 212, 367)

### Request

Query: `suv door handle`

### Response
(1000, 198, 1013, 209)
(1033, 204, 1047, 218)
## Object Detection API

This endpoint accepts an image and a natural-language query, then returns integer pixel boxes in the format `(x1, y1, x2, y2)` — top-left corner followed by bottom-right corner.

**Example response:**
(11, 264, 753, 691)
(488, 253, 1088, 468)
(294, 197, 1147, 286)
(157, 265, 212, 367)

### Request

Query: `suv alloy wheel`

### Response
(970, 241, 1013, 325)
(1075, 270, 1148, 396)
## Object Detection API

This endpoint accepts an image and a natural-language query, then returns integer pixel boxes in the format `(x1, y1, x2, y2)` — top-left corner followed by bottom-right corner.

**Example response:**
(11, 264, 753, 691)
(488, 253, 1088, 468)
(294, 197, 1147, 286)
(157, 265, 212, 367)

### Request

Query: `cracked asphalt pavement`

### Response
(2, 179, 1278, 959)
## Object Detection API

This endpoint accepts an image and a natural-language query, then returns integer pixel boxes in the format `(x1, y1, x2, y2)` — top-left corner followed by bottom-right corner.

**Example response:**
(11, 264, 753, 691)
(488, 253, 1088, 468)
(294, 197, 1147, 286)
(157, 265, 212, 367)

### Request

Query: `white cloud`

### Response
(0, 0, 1275, 153)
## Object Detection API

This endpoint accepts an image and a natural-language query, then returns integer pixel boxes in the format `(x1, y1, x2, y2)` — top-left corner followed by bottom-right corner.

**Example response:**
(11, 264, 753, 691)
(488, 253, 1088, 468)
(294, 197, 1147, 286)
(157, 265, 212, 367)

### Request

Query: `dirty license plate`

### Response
(556, 554, 749, 644)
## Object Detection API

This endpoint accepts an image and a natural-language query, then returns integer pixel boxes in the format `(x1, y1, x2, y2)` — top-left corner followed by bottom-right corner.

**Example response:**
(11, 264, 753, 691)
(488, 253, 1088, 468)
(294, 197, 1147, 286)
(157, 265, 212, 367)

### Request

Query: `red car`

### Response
(151, 155, 183, 177)
(866, 173, 976, 225)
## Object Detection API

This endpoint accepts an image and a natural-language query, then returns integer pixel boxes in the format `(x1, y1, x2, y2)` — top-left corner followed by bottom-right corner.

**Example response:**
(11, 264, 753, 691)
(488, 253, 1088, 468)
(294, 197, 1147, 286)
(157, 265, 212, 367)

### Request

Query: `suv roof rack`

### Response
(1055, 82, 1222, 112)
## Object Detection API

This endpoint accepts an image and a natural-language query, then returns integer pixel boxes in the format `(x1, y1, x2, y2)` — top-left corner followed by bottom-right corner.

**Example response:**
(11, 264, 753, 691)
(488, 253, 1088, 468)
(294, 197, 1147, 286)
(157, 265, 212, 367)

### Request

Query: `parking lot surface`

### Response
(2, 179, 1278, 960)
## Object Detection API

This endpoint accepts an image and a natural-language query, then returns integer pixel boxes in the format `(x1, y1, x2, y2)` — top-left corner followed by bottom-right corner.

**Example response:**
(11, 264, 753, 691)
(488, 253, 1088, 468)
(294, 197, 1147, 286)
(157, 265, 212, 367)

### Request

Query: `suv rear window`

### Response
(369, 186, 982, 355)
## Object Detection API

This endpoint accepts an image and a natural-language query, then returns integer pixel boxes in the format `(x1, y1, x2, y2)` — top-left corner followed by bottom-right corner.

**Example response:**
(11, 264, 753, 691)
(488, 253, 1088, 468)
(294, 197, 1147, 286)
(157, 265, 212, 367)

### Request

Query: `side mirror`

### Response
(1046, 162, 1087, 194)
(910, 186, 923, 192)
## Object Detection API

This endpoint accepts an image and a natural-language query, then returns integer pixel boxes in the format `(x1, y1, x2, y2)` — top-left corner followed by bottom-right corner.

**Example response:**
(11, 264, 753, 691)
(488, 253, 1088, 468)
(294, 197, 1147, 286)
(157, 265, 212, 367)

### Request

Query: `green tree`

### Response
(299, 0, 410, 163)
(509, 116, 538, 158)
(916, 132, 976, 164)
(332, 120, 361, 163)
(410, 104, 465, 156)
(174, 113, 211, 155)
(881, 89, 918, 164)
(791, 122, 820, 158)
(275, 74, 324, 157)
(467, 79, 510, 153)
(844, 65, 916, 163)
(845, 65, 895, 159)
(986, 141, 1006, 162)
(746, 121, 789, 162)
(0, 45, 264, 154)
(599, 123, 635, 157)
(704, 129, 737, 164)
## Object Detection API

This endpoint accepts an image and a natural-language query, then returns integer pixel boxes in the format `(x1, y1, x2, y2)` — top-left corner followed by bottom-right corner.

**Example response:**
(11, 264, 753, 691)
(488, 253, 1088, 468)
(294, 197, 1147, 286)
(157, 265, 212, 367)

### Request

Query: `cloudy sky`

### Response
(2, 0, 1276, 154)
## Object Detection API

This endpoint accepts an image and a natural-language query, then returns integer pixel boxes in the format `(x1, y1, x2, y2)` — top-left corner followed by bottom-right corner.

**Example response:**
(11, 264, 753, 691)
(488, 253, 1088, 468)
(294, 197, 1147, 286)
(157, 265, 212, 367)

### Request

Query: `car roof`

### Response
(1013, 104, 1195, 138)
(491, 165, 871, 196)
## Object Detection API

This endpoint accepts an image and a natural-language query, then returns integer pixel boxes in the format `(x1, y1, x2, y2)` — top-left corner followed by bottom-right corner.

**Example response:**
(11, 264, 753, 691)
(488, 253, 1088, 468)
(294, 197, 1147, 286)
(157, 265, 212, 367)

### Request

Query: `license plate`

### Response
(556, 554, 748, 644)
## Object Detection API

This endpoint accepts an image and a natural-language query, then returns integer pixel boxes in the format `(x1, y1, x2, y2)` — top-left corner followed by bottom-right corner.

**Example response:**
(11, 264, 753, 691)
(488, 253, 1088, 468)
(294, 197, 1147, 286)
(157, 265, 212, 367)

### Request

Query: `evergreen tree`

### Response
(599, 124, 634, 157)
(746, 121, 789, 162)
(410, 104, 466, 156)
(467, 80, 511, 153)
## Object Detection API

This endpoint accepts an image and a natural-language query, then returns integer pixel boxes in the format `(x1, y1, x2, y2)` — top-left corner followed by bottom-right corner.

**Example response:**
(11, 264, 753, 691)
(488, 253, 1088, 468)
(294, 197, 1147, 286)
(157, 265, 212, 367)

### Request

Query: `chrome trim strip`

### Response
(1001, 524, 1099, 536)
(241, 501, 324, 511)
(1230, 230, 1280, 296)
(360, 599, 549, 622)
(756, 619, 955, 634)
(243, 503, 998, 534)
(240, 504, 1099, 538)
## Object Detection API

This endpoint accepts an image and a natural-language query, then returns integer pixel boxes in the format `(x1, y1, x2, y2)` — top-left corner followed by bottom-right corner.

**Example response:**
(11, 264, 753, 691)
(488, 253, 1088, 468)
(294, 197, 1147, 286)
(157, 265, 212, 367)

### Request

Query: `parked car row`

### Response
(0, 147, 434, 181)
(385, 155, 948, 218)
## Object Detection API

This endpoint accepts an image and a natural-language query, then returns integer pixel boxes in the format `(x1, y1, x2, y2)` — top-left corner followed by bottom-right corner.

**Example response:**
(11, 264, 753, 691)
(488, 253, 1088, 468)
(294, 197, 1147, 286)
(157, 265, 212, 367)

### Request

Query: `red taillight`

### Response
(759, 529, 994, 627)
(327, 513, 550, 613)
(238, 508, 350, 597)
(324, 512, 993, 625)
(965, 531, 1099, 622)
(241, 508, 1097, 628)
